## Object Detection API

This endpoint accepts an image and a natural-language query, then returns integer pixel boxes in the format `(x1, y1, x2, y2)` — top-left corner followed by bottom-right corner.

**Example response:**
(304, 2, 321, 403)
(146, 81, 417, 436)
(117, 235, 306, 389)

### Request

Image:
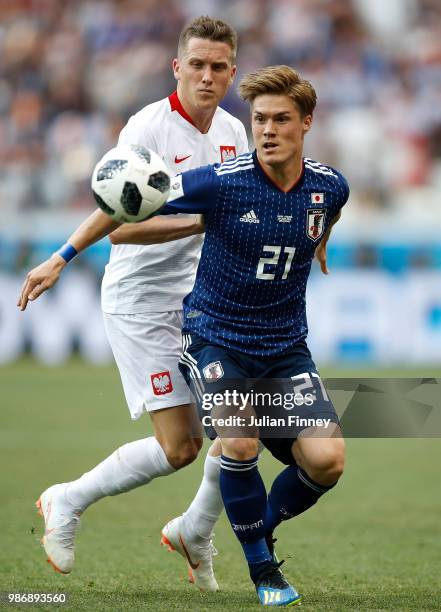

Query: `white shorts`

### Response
(102, 310, 191, 420)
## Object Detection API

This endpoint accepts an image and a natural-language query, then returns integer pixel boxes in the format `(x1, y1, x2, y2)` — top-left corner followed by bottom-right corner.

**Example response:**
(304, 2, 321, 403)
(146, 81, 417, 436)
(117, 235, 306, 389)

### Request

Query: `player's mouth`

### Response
(198, 89, 215, 95)
(262, 142, 278, 150)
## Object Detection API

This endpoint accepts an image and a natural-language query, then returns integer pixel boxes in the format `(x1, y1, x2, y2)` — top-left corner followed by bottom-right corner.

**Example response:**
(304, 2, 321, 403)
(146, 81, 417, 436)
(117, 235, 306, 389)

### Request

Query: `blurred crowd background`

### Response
(1, 0, 441, 365)
(2, 0, 441, 215)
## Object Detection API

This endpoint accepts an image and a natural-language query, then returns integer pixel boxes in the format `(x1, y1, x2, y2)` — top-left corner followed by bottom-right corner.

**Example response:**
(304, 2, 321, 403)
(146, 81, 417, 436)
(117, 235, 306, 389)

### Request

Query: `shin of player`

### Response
(219, 429, 345, 576)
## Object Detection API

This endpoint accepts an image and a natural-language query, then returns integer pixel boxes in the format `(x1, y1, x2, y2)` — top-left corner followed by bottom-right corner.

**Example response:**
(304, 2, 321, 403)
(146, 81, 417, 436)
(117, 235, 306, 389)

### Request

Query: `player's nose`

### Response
(263, 120, 276, 136)
(201, 68, 214, 84)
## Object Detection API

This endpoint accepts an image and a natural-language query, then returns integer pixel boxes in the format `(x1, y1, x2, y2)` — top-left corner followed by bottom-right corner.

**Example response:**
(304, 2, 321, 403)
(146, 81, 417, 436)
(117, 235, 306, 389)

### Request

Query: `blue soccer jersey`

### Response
(162, 151, 349, 356)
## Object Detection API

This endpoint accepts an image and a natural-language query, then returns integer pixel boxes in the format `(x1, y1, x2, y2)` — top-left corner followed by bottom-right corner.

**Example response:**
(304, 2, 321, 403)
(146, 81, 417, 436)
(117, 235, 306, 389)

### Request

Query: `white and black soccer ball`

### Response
(91, 145, 171, 223)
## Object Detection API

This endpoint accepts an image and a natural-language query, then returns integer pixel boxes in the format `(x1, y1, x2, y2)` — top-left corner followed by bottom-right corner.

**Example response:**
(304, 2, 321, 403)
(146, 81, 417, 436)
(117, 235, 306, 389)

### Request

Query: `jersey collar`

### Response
(253, 150, 305, 193)
(168, 91, 197, 128)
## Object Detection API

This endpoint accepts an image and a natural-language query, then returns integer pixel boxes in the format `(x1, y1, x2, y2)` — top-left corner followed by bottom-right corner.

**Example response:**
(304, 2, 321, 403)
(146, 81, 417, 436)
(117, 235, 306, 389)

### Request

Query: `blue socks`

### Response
(220, 455, 337, 577)
(265, 465, 336, 533)
(220, 455, 272, 566)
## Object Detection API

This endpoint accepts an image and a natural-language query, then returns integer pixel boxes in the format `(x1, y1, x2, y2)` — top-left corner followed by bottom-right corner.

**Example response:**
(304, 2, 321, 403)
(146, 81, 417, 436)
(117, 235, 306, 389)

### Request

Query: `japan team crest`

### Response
(306, 208, 326, 242)
(203, 361, 224, 382)
(220, 145, 236, 162)
(150, 371, 173, 395)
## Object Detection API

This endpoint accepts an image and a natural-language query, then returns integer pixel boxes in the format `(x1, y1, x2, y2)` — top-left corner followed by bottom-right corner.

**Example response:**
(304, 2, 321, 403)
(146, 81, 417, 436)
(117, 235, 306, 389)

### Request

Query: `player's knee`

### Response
(221, 437, 259, 460)
(324, 451, 344, 482)
(295, 435, 345, 483)
(163, 438, 202, 469)
(310, 449, 345, 484)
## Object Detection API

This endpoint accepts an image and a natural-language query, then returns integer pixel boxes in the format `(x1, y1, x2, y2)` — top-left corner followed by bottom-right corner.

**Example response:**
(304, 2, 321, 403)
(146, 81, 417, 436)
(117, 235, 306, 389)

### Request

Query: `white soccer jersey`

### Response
(101, 92, 249, 314)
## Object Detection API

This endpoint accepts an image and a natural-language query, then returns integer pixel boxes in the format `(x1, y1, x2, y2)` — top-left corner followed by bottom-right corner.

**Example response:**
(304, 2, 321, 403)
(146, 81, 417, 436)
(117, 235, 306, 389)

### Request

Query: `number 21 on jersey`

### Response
(256, 245, 296, 280)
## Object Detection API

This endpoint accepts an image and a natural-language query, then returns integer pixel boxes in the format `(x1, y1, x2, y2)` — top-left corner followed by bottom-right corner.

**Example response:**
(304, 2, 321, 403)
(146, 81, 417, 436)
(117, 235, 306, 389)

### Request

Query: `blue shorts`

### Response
(179, 333, 339, 465)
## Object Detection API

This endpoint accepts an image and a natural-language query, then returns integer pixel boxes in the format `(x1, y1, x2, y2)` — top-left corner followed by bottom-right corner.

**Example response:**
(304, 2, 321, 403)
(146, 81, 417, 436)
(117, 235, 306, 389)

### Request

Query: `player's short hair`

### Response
(239, 65, 317, 117)
(178, 16, 237, 63)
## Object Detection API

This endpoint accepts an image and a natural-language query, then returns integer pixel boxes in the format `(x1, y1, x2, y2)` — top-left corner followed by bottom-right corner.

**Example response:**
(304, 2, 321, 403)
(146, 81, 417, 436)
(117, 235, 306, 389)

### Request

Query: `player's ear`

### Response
(229, 65, 237, 85)
(172, 58, 180, 81)
(302, 114, 312, 134)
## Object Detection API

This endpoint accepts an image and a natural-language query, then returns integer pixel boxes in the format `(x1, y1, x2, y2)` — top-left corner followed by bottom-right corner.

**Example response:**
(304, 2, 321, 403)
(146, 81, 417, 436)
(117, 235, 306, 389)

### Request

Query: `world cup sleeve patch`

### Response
(220, 146, 237, 162)
(150, 371, 173, 395)
(306, 208, 326, 242)
(168, 175, 184, 202)
(203, 361, 224, 382)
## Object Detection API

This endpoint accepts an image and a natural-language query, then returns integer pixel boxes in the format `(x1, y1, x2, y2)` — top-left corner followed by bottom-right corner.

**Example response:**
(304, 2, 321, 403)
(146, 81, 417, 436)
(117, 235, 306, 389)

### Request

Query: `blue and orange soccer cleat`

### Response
(253, 560, 302, 607)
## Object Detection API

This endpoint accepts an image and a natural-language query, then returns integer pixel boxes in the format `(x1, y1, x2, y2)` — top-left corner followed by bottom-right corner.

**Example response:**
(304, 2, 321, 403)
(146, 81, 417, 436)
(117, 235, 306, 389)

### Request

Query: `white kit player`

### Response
(18, 17, 248, 591)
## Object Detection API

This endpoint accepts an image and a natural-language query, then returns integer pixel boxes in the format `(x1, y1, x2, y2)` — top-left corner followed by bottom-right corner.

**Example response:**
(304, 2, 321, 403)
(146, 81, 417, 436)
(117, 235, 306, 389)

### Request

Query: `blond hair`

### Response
(239, 65, 317, 117)
(178, 16, 237, 62)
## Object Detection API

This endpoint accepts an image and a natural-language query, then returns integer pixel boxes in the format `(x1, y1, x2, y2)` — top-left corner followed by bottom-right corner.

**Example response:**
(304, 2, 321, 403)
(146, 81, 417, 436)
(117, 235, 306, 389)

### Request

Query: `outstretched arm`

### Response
(18, 163, 217, 309)
(110, 162, 218, 245)
(109, 215, 205, 245)
(17, 209, 119, 311)
(314, 210, 341, 275)
(18, 208, 207, 310)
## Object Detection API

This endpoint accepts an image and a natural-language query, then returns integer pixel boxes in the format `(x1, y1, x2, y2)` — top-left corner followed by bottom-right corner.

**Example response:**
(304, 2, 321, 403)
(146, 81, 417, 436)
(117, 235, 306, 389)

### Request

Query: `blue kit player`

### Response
(159, 66, 348, 606)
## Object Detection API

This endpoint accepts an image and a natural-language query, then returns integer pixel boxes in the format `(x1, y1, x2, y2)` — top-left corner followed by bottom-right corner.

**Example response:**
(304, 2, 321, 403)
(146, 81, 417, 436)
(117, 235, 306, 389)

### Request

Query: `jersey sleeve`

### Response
(336, 171, 350, 210)
(161, 164, 220, 215)
(117, 115, 157, 150)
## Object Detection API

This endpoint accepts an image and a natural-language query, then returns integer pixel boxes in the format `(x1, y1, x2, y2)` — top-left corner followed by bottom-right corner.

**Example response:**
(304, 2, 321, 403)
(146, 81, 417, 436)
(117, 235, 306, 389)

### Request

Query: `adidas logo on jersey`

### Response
(240, 210, 260, 223)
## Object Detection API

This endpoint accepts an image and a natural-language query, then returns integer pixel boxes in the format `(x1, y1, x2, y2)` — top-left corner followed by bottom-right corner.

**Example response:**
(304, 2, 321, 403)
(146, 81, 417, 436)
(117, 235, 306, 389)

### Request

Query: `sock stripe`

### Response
(221, 457, 258, 467)
(220, 463, 258, 472)
(297, 468, 329, 494)
(221, 455, 258, 464)
(221, 461, 258, 468)
(221, 456, 258, 472)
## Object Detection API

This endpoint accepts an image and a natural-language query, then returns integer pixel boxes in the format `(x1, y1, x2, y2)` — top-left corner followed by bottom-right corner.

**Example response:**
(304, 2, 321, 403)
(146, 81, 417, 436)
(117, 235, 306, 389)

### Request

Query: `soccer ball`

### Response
(91, 144, 171, 223)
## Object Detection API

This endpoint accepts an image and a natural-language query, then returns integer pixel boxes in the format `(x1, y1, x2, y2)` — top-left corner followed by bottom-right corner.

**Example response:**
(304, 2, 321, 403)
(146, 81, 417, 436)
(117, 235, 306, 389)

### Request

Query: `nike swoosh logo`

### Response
(174, 155, 192, 164)
(179, 534, 200, 570)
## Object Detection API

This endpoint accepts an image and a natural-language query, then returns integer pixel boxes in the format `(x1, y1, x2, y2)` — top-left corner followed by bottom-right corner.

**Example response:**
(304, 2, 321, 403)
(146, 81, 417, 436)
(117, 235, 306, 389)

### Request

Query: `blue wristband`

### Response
(56, 243, 78, 263)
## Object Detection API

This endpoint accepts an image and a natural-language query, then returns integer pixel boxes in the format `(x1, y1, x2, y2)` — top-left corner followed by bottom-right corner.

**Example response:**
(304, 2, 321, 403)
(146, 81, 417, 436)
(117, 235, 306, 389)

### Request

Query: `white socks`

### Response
(65, 437, 174, 511)
(182, 452, 223, 542)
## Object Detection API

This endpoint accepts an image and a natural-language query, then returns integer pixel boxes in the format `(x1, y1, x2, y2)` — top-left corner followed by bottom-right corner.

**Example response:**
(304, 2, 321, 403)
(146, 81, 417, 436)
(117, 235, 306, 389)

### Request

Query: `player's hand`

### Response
(315, 240, 329, 275)
(17, 255, 66, 311)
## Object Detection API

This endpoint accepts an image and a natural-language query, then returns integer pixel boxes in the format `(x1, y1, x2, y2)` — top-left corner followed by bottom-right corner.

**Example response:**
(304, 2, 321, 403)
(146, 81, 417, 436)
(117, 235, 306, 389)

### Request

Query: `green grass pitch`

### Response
(1, 360, 440, 610)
